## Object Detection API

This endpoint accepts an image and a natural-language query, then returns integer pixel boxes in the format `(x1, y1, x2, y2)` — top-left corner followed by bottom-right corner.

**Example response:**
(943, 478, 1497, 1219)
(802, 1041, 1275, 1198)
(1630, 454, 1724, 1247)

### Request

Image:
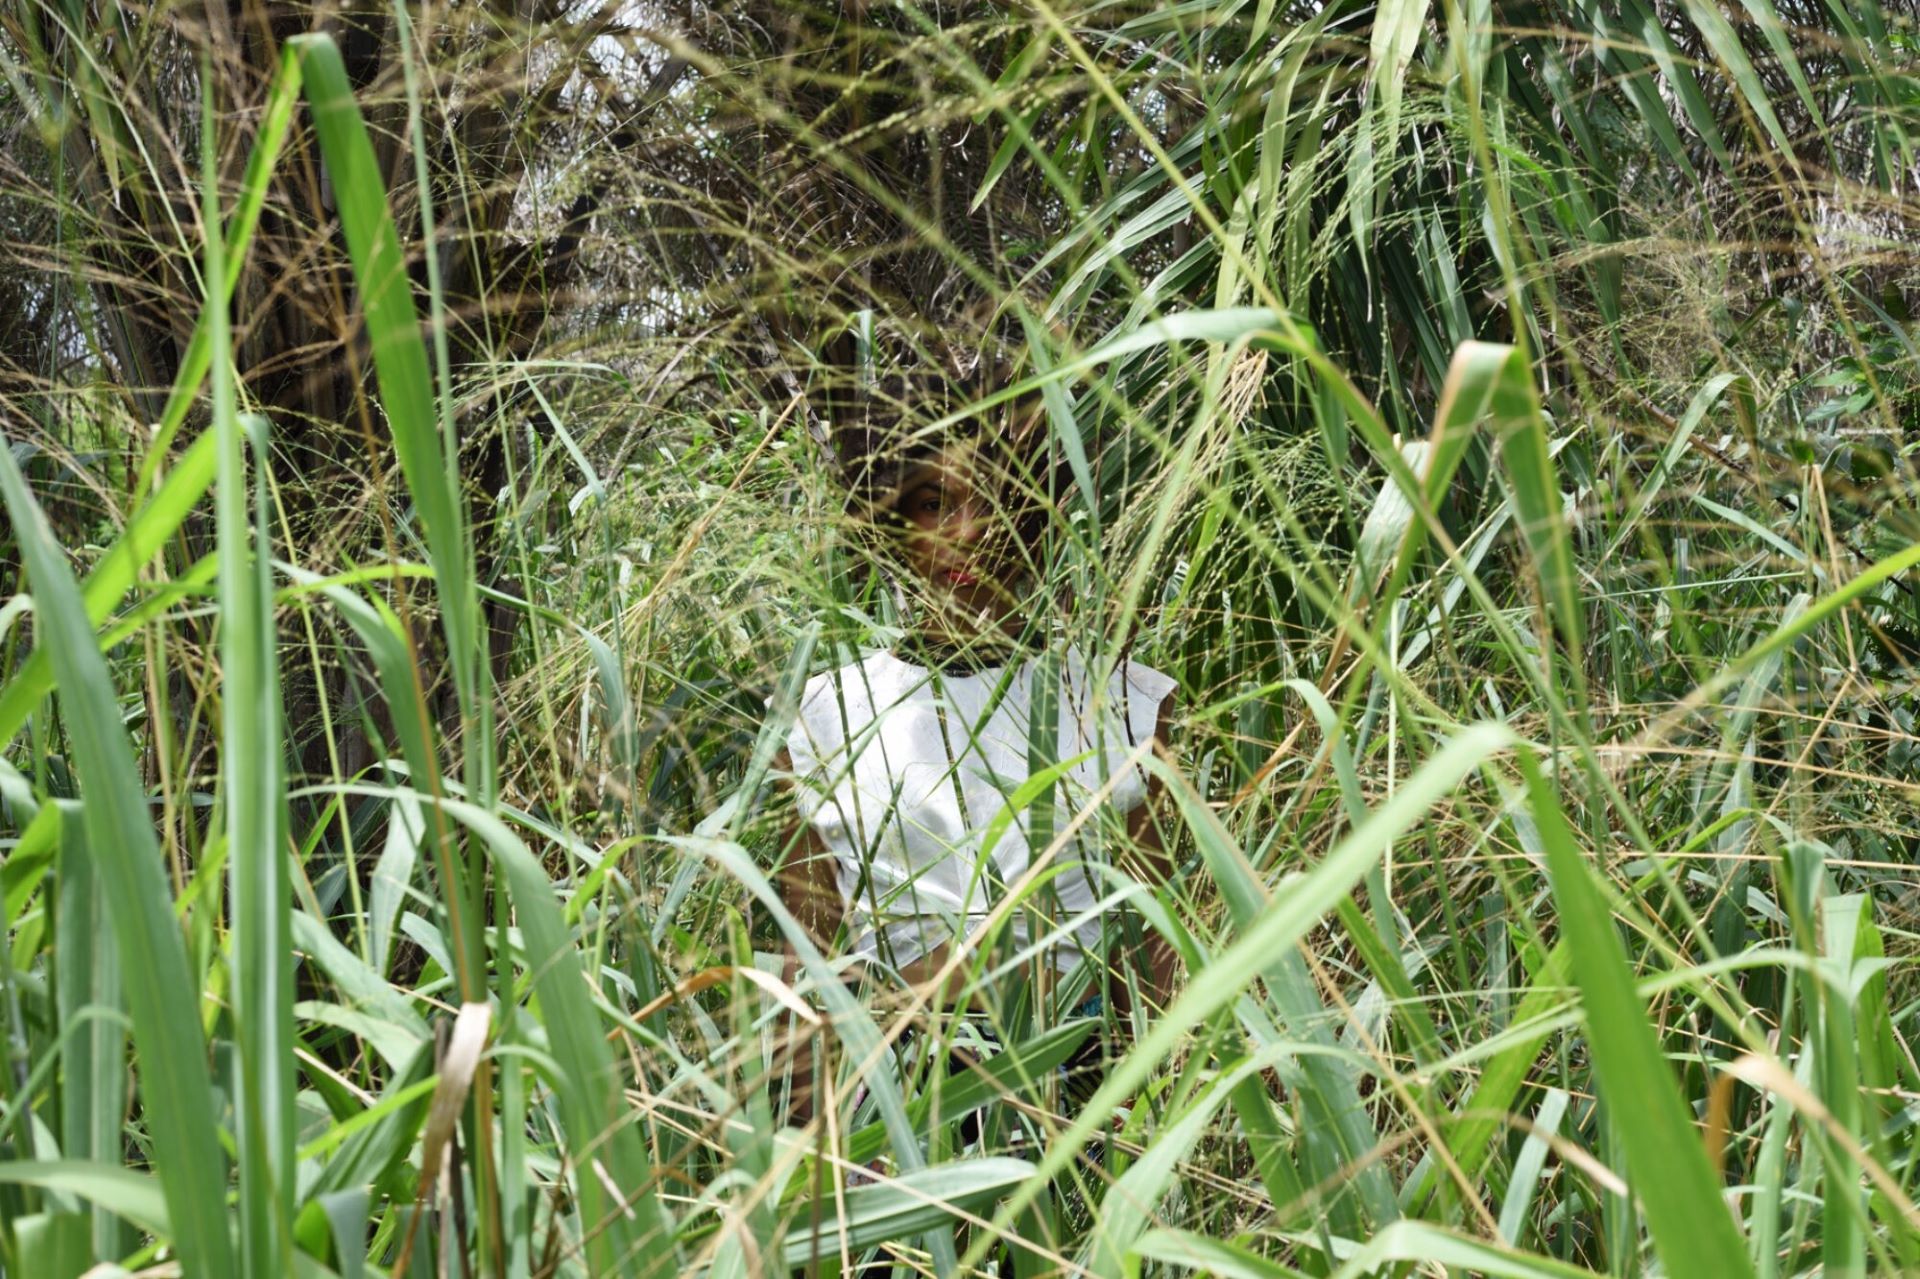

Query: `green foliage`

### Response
(3, 2, 1920, 1277)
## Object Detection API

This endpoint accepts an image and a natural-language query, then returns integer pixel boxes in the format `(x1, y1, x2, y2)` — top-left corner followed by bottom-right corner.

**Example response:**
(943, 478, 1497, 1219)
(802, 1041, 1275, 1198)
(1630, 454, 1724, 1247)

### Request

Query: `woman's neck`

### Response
(914, 574, 1029, 644)
(916, 609, 1024, 649)
(903, 604, 1037, 672)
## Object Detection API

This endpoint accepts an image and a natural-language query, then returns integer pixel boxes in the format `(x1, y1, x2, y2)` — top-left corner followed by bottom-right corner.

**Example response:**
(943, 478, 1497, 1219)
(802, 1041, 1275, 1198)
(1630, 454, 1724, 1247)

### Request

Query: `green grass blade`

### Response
(1496, 1087, 1569, 1247)
(1163, 766, 1397, 1231)
(780, 1159, 1038, 1268)
(1677, 0, 1797, 158)
(435, 797, 674, 1277)
(283, 567, 479, 1063)
(1349, 0, 1431, 256)
(1420, 944, 1572, 1206)
(290, 34, 479, 719)
(1602, 372, 1744, 561)
(1627, 0, 1733, 175)
(965, 722, 1517, 1271)
(840, 1022, 1095, 1165)
(1818, 934, 1865, 1269)
(0, 450, 235, 1277)
(288, 910, 429, 1048)
(204, 65, 293, 1270)
(1520, 751, 1752, 1278)
(0, 45, 299, 743)
(14, 1210, 92, 1276)
(0, 1161, 171, 1238)
(669, 832, 958, 1271)
(1578, 3, 1702, 177)
(1131, 1228, 1312, 1279)
(1493, 349, 1583, 660)
(0, 430, 216, 744)
(52, 824, 128, 1262)
(134, 43, 304, 488)
(368, 794, 424, 977)
(1081, 1066, 1244, 1279)
(1352, 339, 1513, 627)
(1328, 1219, 1602, 1279)
(304, 1042, 435, 1202)
(961, 306, 1286, 421)
(1654, 540, 1920, 745)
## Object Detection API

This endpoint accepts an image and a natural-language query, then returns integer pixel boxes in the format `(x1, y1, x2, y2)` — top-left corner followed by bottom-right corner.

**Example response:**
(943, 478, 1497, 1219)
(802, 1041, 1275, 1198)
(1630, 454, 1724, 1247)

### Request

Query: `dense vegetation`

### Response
(2, 0, 1918, 1275)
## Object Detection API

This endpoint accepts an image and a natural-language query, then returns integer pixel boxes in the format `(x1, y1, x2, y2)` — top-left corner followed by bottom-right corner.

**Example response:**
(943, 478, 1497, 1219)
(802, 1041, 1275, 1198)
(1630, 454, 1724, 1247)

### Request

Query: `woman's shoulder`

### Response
(793, 647, 907, 725)
(784, 648, 917, 770)
(800, 646, 904, 696)
(1061, 644, 1178, 705)
(1120, 655, 1178, 709)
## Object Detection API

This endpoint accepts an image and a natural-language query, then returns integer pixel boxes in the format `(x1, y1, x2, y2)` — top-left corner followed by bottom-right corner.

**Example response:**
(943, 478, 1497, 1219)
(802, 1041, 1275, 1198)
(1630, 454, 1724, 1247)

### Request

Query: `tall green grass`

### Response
(2, 4, 1919, 1278)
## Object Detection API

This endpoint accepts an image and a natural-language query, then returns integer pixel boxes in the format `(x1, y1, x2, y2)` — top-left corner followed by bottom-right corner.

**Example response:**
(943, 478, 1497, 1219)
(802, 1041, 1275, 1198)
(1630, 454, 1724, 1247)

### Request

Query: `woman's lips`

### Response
(944, 568, 979, 587)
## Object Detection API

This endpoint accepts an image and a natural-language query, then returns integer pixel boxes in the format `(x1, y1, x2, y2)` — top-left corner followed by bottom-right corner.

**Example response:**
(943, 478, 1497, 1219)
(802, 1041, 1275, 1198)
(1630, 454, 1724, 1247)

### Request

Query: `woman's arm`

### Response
(769, 749, 840, 1123)
(1120, 694, 1180, 1012)
(769, 748, 843, 969)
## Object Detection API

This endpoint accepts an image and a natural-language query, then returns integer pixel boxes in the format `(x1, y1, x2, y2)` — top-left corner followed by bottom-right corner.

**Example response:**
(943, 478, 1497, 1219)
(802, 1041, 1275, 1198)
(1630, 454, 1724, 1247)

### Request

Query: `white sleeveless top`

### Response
(783, 645, 1176, 972)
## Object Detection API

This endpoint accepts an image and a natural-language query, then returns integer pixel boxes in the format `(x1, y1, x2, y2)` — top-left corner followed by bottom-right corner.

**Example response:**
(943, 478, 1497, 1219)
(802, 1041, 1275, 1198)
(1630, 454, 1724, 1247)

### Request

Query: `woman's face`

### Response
(895, 444, 1022, 621)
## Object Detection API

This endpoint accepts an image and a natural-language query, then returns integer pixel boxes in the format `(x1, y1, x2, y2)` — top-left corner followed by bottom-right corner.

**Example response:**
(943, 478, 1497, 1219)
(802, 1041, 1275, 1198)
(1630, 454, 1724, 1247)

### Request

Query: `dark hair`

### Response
(813, 314, 1058, 548)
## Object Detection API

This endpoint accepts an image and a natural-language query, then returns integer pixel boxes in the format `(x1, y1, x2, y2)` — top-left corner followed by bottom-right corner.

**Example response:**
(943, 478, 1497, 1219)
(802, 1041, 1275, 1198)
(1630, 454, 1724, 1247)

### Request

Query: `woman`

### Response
(769, 376, 1180, 1122)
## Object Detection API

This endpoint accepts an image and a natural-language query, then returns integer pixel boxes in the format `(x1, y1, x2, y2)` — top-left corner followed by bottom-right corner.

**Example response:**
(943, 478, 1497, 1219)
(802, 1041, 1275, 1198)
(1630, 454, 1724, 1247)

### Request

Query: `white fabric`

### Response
(783, 645, 1177, 971)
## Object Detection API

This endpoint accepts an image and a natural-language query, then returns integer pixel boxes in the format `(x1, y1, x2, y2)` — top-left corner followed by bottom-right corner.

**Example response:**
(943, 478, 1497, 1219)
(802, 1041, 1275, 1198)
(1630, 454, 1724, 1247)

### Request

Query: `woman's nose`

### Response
(945, 499, 989, 547)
